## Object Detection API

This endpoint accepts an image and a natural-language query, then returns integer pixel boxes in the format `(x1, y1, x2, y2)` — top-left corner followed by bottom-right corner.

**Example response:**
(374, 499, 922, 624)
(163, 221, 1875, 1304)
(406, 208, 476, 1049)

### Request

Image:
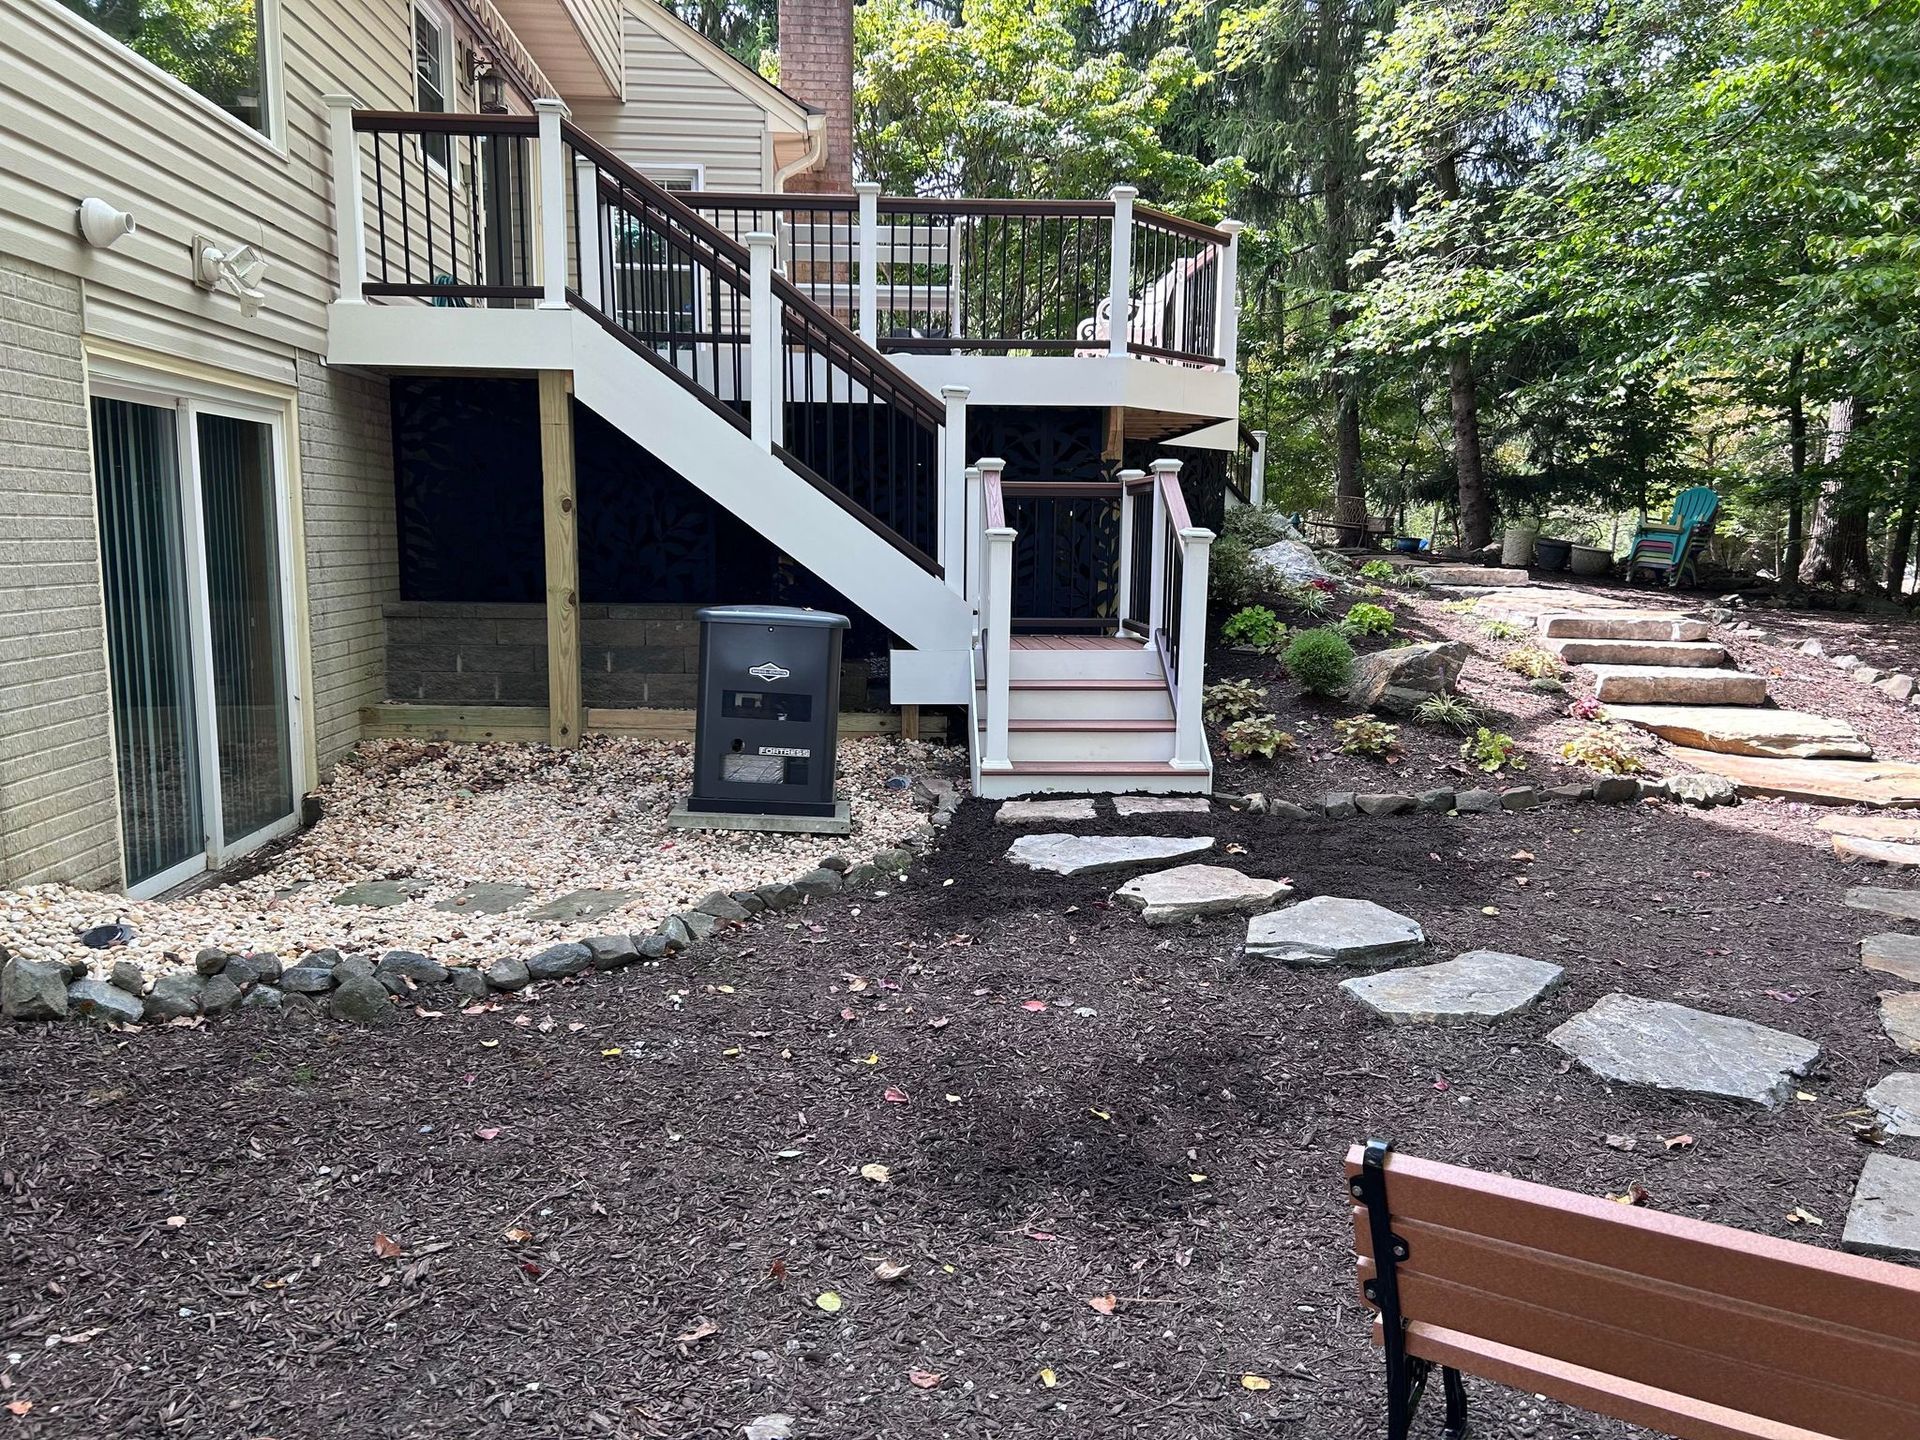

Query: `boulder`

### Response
(793, 869, 843, 899)
(584, 934, 641, 970)
(278, 966, 336, 995)
(2, 956, 70, 1021)
(376, 951, 450, 991)
(142, 971, 205, 1022)
(329, 975, 395, 1024)
(222, 955, 262, 989)
(1664, 773, 1739, 808)
(526, 943, 592, 980)
(241, 985, 285, 1013)
(65, 978, 143, 1025)
(332, 954, 376, 983)
(483, 956, 531, 992)
(194, 947, 230, 977)
(109, 960, 146, 995)
(201, 976, 243, 1015)
(1346, 641, 1468, 715)
(449, 968, 489, 1000)
(1250, 539, 1333, 587)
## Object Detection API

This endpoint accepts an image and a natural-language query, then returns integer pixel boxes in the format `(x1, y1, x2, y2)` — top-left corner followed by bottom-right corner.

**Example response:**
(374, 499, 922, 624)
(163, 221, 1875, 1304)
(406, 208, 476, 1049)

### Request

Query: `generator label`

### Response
(758, 745, 811, 758)
(748, 662, 792, 682)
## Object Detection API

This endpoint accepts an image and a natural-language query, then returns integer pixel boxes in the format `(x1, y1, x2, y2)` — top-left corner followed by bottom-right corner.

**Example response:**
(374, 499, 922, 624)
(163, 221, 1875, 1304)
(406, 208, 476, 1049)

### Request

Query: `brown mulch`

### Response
(0, 791, 1904, 1439)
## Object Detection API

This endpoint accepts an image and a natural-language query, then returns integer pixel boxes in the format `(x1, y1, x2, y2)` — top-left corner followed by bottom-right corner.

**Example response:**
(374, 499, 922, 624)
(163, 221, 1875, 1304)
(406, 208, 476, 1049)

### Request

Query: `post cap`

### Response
(977, 456, 1006, 473)
(1219, 219, 1246, 236)
(320, 92, 362, 110)
(939, 384, 972, 401)
(1149, 457, 1185, 474)
(853, 181, 882, 196)
(1109, 184, 1140, 202)
(532, 97, 571, 117)
(744, 230, 778, 248)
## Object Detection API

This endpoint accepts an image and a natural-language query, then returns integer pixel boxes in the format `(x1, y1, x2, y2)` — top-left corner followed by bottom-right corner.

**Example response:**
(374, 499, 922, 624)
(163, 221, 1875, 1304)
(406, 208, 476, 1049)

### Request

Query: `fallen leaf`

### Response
(841, 1007, 858, 1021)
(1607, 1184, 1652, 1207)
(479, 1039, 500, 1049)
(601, 1047, 622, 1057)
(1509, 849, 1534, 862)
(164, 1215, 188, 1229)
(1039, 1367, 1057, 1388)
(1795, 1090, 1817, 1103)
(1086, 1294, 1117, 1315)
(6, 1400, 32, 1416)
(873, 1258, 911, 1283)
(815, 1291, 843, 1313)
(373, 1232, 405, 1259)
(1021, 1000, 1049, 1013)
(859, 1163, 891, 1184)
(1241, 1374, 1272, 1392)
(1481, 906, 1500, 916)
(675, 1318, 720, 1348)
(473, 1126, 502, 1141)
(1787, 1206, 1824, 1227)
(907, 1369, 943, 1389)
(883, 1087, 910, 1104)
(502, 1226, 532, 1243)
(1088, 1109, 1112, 1122)
(926, 1016, 950, 1030)
(1661, 1134, 1695, 1151)
(859, 1052, 880, 1065)
(1604, 1135, 1636, 1152)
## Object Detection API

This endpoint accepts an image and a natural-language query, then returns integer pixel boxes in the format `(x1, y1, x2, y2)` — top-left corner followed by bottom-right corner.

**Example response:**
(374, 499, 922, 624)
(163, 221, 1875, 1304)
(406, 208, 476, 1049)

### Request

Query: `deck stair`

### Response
(977, 639, 1194, 783)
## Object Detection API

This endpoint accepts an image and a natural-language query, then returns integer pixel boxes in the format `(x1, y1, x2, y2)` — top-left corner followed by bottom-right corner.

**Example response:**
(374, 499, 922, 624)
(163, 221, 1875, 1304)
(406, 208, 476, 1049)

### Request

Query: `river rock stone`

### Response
(1865, 1073, 1920, 1137)
(1842, 1153, 1920, 1260)
(793, 869, 842, 899)
(873, 847, 914, 874)
(1347, 640, 1469, 715)
(222, 956, 262, 989)
(1454, 788, 1499, 814)
(1113, 796, 1210, 817)
(585, 934, 641, 969)
(377, 951, 450, 991)
(109, 959, 146, 994)
(996, 798, 1098, 825)
(333, 954, 376, 983)
(1322, 792, 1359, 820)
(1005, 833, 1214, 878)
(1415, 789, 1455, 814)
(757, 882, 802, 911)
(1500, 787, 1539, 811)
(330, 974, 395, 1024)
(526, 943, 592, 980)
(1355, 793, 1416, 816)
(2, 956, 70, 1021)
(658, 916, 692, 950)
(279, 966, 336, 995)
(1339, 951, 1564, 1026)
(142, 971, 205, 1022)
(1548, 993, 1820, 1107)
(66, 978, 143, 1025)
(449, 968, 488, 1000)
(696, 891, 753, 923)
(201, 975, 243, 1015)
(194, 947, 230, 977)
(248, 953, 283, 983)
(483, 956, 531, 992)
(1113, 865, 1292, 925)
(1244, 897, 1425, 968)
(679, 910, 721, 942)
(638, 933, 671, 961)
(242, 985, 285, 1013)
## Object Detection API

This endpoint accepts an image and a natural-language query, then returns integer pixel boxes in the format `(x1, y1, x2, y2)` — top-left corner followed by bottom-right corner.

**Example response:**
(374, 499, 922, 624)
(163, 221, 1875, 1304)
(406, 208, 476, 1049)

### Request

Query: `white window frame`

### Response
(33, 0, 285, 152)
(413, 0, 456, 176)
(88, 366, 307, 899)
(647, 163, 706, 193)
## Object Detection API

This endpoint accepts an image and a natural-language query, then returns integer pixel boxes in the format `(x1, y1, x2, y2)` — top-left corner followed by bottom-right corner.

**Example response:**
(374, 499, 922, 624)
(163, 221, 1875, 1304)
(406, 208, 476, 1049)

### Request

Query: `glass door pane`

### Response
(92, 396, 203, 888)
(196, 412, 293, 848)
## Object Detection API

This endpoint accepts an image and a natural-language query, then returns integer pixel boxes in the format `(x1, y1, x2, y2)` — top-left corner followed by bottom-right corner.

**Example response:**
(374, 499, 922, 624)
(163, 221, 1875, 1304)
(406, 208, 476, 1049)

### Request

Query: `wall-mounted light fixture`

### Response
(192, 235, 268, 318)
(77, 197, 136, 249)
(471, 48, 507, 112)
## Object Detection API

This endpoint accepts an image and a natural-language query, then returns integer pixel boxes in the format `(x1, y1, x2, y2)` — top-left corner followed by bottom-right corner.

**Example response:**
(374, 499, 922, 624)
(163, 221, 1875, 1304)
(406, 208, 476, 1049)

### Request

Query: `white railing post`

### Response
(939, 385, 970, 596)
(1251, 429, 1268, 508)
(322, 95, 364, 304)
(1216, 219, 1244, 371)
(1174, 527, 1214, 769)
(1115, 468, 1144, 635)
(855, 181, 880, 347)
(1106, 184, 1137, 358)
(979, 457, 1014, 772)
(572, 154, 601, 312)
(964, 465, 984, 609)
(534, 98, 571, 309)
(747, 232, 777, 452)
(1146, 462, 1170, 642)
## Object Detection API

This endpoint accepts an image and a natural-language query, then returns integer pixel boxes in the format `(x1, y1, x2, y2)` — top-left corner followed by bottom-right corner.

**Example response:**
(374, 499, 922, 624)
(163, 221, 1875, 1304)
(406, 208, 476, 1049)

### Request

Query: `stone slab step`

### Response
(1549, 638, 1727, 667)
(1548, 992, 1820, 1108)
(1004, 833, 1213, 877)
(1846, 887, 1920, 922)
(1420, 565, 1533, 587)
(1664, 748, 1920, 808)
(1820, 814, 1920, 841)
(1538, 611, 1710, 642)
(1862, 932, 1920, 983)
(1607, 705, 1870, 760)
(1588, 666, 1768, 706)
(1832, 835, 1920, 866)
(1843, 1152, 1920, 1260)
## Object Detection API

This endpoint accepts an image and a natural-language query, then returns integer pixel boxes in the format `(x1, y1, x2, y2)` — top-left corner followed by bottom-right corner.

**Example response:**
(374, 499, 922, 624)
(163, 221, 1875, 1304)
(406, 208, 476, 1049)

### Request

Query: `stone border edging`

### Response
(1217, 771, 1734, 821)
(0, 778, 963, 1030)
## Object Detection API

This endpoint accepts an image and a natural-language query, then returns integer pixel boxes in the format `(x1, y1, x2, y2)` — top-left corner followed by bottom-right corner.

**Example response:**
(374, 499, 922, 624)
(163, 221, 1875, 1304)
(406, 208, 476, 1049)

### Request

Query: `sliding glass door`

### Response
(90, 383, 301, 896)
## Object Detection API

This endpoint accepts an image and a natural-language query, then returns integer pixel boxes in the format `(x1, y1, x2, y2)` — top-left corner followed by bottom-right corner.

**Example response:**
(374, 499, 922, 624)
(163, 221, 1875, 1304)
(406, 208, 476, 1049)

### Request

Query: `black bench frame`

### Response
(1350, 1138, 1469, 1440)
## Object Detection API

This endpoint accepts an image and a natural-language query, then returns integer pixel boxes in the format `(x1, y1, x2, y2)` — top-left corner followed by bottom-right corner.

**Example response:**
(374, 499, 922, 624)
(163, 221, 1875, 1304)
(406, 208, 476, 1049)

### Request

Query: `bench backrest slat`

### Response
(1348, 1148, 1920, 1440)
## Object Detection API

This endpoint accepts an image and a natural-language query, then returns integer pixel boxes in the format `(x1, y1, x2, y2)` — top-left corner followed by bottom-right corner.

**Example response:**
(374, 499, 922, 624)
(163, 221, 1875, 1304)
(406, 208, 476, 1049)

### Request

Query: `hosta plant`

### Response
(1461, 727, 1525, 774)
(1344, 602, 1396, 636)
(1222, 714, 1297, 761)
(1334, 716, 1402, 759)
(1358, 559, 1398, 582)
(1203, 678, 1269, 726)
(1221, 605, 1285, 652)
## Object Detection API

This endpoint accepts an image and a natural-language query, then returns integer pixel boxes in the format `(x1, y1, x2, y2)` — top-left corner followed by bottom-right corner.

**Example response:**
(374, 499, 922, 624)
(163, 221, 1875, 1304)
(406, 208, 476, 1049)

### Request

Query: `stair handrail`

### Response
(978, 457, 1015, 771)
(1145, 458, 1213, 770)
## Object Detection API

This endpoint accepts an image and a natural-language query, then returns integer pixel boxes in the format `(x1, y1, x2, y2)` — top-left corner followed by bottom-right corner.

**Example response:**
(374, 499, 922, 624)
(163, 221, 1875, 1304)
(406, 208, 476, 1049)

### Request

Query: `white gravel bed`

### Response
(1, 736, 962, 977)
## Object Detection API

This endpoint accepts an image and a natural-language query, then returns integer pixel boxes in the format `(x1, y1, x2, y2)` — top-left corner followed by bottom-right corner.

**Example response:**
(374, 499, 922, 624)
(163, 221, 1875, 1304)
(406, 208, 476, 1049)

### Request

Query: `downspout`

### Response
(773, 114, 828, 192)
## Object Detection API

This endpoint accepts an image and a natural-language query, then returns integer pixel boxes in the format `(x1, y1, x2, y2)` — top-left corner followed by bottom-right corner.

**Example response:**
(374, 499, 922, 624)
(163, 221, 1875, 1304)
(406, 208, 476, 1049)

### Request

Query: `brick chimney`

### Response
(778, 0, 853, 192)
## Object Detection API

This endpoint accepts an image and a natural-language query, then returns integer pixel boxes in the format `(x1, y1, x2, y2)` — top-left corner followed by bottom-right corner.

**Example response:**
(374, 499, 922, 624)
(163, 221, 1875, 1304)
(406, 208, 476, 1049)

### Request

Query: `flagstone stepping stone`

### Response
(1113, 865, 1292, 925)
(1865, 1074, 1920, 1137)
(1547, 993, 1821, 1107)
(1421, 565, 1533, 587)
(1841, 1153, 1920, 1260)
(1549, 638, 1728, 667)
(331, 880, 420, 908)
(1244, 896, 1425, 968)
(1606, 705, 1870, 760)
(1539, 612, 1710, 642)
(1848, 887, 1920, 922)
(1863, 933, 1920, 984)
(1112, 795, 1211, 817)
(1665, 750, 1920, 808)
(526, 888, 636, 923)
(1005, 833, 1212, 877)
(1832, 834, 1920, 866)
(1824, 815, 1920, 842)
(1339, 951, 1564, 1026)
(1587, 667, 1768, 706)
(995, 798, 1098, 825)
(1882, 992, 1920, 1053)
(433, 882, 534, 915)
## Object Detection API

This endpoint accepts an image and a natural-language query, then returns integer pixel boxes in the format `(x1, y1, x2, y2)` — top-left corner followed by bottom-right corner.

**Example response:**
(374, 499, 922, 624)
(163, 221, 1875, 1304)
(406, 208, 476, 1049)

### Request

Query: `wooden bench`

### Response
(1346, 1139, 1920, 1440)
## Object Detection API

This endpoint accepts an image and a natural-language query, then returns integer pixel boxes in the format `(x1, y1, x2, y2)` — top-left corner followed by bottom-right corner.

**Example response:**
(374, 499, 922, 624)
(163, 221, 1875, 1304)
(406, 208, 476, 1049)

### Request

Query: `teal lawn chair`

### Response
(1627, 486, 1719, 587)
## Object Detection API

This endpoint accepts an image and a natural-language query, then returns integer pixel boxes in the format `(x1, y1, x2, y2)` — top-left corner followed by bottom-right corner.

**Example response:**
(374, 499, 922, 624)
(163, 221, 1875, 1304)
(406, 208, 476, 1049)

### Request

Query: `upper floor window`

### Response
(59, 0, 272, 134)
(414, 0, 452, 167)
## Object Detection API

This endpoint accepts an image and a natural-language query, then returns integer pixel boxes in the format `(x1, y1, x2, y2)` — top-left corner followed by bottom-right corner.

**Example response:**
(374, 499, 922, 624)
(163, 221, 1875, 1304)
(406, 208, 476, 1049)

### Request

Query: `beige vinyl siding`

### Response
(570, 6, 773, 191)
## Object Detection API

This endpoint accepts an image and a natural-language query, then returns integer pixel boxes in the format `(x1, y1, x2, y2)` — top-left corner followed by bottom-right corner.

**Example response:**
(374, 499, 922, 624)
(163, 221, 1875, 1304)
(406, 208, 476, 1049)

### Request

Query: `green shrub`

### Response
(1561, 727, 1645, 774)
(1358, 559, 1398, 582)
(1207, 533, 1260, 609)
(1344, 602, 1396, 636)
(1221, 605, 1285, 651)
(1477, 618, 1530, 642)
(1334, 716, 1402, 759)
(1203, 678, 1269, 725)
(1413, 693, 1478, 732)
(1221, 505, 1291, 549)
(1501, 644, 1562, 680)
(1222, 714, 1297, 761)
(1391, 569, 1430, 591)
(1282, 626, 1356, 696)
(1461, 727, 1525, 774)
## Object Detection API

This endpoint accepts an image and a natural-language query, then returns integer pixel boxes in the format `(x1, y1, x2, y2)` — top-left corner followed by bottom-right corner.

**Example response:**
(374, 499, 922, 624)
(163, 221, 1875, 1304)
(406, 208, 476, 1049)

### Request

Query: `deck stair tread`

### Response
(977, 717, 1175, 732)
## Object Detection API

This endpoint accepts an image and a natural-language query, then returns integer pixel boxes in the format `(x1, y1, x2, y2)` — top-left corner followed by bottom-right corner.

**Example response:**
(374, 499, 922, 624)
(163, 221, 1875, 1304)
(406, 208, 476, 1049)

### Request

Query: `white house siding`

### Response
(570, 7, 773, 191)
(0, 258, 121, 889)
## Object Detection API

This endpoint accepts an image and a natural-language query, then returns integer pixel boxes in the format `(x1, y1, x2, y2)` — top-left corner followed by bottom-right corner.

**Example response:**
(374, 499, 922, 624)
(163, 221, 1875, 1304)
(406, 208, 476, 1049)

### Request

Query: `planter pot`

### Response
(1534, 538, 1573, 571)
(1393, 536, 1424, 554)
(1500, 525, 1538, 568)
(1570, 544, 1613, 577)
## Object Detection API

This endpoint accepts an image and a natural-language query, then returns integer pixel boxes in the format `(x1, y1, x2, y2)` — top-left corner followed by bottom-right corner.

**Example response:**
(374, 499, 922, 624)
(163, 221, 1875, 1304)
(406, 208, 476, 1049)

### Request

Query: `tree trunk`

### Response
(1784, 348, 1807, 576)
(1431, 149, 1491, 549)
(1887, 446, 1920, 597)
(1798, 398, 1870, 589)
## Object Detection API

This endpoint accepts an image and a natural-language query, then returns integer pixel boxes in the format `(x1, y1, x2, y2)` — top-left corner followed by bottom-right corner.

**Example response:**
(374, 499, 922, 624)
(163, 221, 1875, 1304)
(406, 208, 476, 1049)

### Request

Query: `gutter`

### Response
(773, 113, 828, 192)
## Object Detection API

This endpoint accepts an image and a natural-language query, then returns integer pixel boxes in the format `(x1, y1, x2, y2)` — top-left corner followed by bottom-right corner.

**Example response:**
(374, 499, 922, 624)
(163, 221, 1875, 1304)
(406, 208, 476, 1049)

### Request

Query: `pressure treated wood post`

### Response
(539, 370, 582, 748)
